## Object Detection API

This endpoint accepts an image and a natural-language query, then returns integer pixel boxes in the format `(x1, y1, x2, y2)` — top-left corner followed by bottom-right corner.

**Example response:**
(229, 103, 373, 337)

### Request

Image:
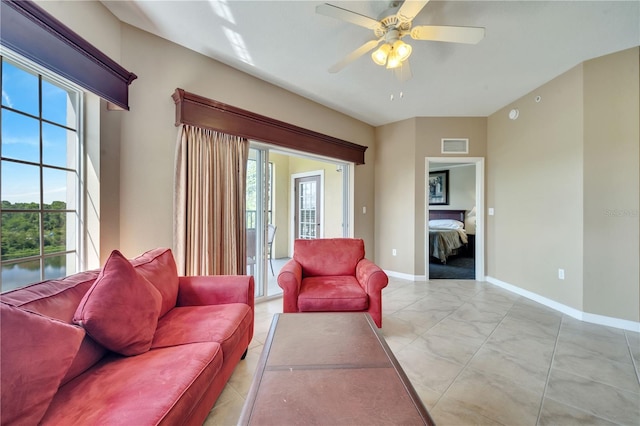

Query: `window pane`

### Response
(43, 167, 76, 209)
(1, 60, 39, 116)
(1, 211, 41, 261)
(43, 211, 75, 254)
(1, 161, 40, 208)
(43, 123, 76, 169)
(2, 258, 41, 292)
(42, 78, 77, 127)
(44, 254, 67, 281)
(1, 109, 40, 163)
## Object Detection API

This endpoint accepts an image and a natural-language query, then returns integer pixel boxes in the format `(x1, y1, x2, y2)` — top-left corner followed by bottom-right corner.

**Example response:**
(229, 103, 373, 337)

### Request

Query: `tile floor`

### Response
(204, 277, 640, 425)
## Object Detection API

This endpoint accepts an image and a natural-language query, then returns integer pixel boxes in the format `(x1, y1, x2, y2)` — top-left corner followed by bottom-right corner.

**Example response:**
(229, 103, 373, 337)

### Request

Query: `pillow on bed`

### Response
(429, 219, 464, 229)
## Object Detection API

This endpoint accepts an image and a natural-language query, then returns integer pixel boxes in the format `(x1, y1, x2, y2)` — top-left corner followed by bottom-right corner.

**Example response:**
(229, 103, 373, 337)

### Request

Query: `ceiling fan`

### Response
(316, 0, 485, 80)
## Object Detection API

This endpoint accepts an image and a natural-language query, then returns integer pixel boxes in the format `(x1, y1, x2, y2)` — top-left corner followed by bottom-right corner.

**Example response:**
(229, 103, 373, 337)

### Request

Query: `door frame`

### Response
(290, 170, 324, 255)
(425, 157, 485, 281)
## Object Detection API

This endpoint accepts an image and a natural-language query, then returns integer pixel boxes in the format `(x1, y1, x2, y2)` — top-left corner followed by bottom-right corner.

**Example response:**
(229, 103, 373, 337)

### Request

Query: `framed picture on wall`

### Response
(429, 170, 449, 205)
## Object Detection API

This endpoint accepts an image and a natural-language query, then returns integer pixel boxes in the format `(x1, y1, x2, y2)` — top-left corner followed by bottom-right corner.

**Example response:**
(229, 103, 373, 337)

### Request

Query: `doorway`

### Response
(294, 174, 322, 239)
(425, 157, 485, 281)
(248, 145, 351, 301)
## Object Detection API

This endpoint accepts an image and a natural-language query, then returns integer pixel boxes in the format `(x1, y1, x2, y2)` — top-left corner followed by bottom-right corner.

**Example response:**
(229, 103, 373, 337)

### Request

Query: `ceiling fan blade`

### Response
(394, 60, 413, 82)
(329, 39, 381, 73)
(316, 3, 381, 30)
(397, 0, 430, 23)
(410, 25, 485, 44)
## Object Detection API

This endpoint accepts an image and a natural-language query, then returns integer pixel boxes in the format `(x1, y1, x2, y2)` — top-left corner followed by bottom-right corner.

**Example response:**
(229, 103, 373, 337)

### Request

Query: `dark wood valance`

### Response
(1, 0, 137, 110)
(172, 88, 367, 165)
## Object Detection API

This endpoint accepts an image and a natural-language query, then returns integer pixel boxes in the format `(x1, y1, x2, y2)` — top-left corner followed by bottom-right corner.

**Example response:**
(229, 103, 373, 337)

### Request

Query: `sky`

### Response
(1, 59, 79, 205)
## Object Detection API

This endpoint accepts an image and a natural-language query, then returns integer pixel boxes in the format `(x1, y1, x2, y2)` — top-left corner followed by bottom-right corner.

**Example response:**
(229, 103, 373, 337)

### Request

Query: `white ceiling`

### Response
(101, 0, 640, 126)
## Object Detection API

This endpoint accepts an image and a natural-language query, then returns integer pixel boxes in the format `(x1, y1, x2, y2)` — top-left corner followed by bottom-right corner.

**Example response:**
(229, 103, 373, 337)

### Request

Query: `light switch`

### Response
(488, 208, 495, 216)
(362, 206, 367, 214)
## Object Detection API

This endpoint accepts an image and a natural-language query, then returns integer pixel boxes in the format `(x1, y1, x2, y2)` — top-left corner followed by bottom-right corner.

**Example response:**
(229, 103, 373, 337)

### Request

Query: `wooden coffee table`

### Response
(238, 312, 435, 425)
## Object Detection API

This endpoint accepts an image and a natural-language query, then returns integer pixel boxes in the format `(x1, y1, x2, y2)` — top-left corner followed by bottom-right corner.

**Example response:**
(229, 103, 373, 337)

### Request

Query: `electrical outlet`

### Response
(392, 249, 397, 256)
(558, 269, 565, 280)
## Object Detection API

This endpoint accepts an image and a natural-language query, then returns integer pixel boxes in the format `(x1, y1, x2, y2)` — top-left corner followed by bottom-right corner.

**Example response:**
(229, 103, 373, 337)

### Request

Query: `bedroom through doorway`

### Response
(426, 158, 484, 281)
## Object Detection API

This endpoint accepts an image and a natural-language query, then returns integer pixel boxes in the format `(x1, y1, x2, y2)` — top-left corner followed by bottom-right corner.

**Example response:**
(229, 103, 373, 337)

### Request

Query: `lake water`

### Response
(1, 264, 66, 292)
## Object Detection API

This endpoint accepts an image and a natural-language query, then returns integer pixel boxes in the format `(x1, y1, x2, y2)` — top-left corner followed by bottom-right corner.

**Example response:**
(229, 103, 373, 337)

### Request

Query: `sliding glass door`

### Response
(248, 144, 352, 301)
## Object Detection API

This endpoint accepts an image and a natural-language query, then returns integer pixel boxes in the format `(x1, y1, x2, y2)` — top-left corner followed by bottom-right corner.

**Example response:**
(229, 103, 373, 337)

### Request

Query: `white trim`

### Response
(385, 270, 427, 282)
(290, 170, 324, 255)
(426, 157, 485, 282)
(486, 276, 640, 332)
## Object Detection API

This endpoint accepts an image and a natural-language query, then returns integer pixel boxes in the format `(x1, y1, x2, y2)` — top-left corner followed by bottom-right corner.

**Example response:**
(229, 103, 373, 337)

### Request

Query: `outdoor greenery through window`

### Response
(1, 54, 82, 292)
(246, 159, 273, 228)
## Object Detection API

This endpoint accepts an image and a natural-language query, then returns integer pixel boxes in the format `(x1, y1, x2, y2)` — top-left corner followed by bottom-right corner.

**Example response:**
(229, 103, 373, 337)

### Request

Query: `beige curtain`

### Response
(174, 124, 249, 276)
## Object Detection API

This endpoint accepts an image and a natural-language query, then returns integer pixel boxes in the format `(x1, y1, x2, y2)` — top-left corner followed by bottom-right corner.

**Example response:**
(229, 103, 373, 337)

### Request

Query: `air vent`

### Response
(441, 138, 469, 154)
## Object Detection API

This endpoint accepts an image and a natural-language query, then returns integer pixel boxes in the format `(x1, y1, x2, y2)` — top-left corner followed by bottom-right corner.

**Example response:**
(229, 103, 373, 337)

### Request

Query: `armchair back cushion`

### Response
(293, 238, 364, 277)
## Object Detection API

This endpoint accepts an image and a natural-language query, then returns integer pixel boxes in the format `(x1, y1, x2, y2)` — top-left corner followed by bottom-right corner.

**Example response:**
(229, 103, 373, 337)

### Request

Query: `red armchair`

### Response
(277, 238, 389, 327)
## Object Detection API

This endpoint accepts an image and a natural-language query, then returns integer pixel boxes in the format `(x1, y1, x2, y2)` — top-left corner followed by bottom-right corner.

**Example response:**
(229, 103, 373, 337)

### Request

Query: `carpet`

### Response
(429, 256, 475, 280)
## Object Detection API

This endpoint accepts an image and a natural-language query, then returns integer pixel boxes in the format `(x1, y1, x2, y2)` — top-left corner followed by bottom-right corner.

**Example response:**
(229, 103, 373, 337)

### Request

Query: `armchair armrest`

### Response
(277, 259, 302, 313)
(177, 275, 254, 313)
(356, 258, 389, 295)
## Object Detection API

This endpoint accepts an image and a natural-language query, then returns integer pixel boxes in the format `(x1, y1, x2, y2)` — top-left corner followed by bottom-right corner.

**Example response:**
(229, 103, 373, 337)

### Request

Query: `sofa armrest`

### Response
(276, 259, 302, 313)
(356, 258, 389, 295)
(177, 275, 254, 313)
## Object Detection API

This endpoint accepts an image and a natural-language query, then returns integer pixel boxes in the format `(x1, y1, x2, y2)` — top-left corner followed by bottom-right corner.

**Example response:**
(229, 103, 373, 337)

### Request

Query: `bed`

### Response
(429, 210, 468, 264)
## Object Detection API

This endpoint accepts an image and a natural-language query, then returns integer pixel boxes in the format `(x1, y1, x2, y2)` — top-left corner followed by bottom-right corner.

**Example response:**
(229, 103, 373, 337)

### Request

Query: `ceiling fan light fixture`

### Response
(386, 50, 402, 69)
(371, 43, 391, 66)
(393, 40, 412, 62)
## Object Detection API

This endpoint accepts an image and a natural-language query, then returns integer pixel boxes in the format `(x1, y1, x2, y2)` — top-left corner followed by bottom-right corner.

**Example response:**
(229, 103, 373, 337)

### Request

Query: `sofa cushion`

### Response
(298, 276, 369, 312)
(294, 238, 365, 277)
(152, 303, 252, 359)
(1, 302, 85, 425)
(74, 250, 162, 356)
(40, 342, 223, 425)
(130, 247, 179, 318)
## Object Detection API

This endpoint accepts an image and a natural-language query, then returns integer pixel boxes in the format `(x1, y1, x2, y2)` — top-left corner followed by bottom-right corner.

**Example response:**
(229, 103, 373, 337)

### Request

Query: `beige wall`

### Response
(375, 117, 486, 276)
(487, 47, 639, 322)
(487, 65, 585, 310)
(583, 48, 640, 321)
(37, 1, 376, 262)
(374, 119, 416, 273)
(416, 118, 486, 274)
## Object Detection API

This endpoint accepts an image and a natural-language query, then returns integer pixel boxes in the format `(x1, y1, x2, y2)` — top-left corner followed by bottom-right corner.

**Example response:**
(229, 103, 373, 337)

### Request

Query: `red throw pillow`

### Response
(74, 250, 162, 356)
(1, 302, 85, 425)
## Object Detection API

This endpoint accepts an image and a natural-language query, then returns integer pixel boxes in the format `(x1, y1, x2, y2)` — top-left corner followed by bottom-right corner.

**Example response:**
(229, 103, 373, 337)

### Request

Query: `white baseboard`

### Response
(486, 276, 640, 333)
(384, 270, 426, 282)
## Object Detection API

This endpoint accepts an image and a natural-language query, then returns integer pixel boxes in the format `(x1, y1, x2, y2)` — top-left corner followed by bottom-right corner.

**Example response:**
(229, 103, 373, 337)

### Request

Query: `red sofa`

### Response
(277, 238, 388, 327)
(0, 248, 254, 425)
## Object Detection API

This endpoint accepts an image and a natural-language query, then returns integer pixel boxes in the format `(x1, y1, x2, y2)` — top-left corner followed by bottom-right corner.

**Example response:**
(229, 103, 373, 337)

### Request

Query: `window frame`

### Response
(1, 48, 84, 291)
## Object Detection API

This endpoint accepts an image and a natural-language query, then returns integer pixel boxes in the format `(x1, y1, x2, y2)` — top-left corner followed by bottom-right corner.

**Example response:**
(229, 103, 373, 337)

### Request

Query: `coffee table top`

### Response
(239, 313, 434, 425)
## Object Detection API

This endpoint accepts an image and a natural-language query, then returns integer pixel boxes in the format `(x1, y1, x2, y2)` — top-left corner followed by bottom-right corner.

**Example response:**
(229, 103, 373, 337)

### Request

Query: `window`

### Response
(246, 158, 273, 228)
(1, 54, 82, 292)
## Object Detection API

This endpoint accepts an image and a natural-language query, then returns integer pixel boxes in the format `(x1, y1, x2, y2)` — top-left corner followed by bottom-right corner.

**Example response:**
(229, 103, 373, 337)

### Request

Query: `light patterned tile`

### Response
(203, 383, 246, 426)
(423, 315, 494, 347)
(557, 324, 633, 365)
(498, 313, 560, 340)
(546, 368, 640, 425)
(415, 332, 482, 365)
(466, 346, 549, 395)
(483, 322, 556, 369)
(395, 343, 465, 394)
(441, 368, 542, 425)
(538, 397, 618, 426)
(553, 338, 640, 393)
(431, 395, 505, 426)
